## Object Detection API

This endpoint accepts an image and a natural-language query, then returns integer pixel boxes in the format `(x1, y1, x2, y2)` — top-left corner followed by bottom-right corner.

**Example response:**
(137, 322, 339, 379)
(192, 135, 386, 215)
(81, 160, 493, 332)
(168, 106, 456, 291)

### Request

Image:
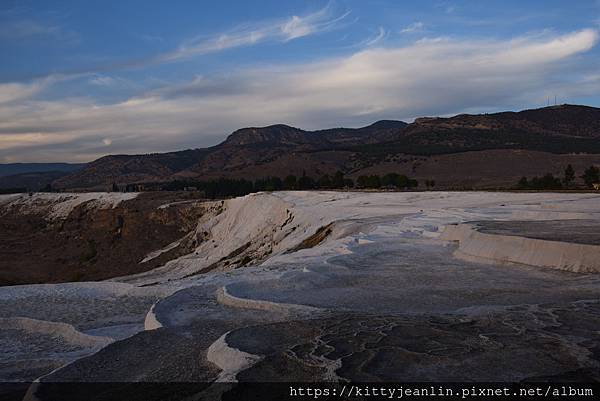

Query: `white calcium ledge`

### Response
(216, 285, 323, 316)
(440, 223, 600, 273)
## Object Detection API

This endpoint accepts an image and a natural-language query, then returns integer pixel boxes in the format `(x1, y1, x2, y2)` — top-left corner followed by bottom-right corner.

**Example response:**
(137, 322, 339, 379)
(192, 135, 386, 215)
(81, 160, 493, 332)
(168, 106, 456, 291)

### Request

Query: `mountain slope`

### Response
(53, 149, 212, 190)
(54, 120, 409, 189)
(354, 104, 600, 157)
(52, 104, 600, 189)
(0, 163, 85, 177)
(0, 171, 72, 191)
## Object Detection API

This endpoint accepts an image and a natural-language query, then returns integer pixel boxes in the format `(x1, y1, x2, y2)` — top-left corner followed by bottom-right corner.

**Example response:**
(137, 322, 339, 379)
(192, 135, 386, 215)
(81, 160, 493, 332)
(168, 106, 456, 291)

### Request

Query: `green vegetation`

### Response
(425, 179, 436, 189)
(517, 174, 562, 190)
(357, 173, 418, 189)
(146, 170, 419, 198)
(563, 164, 575, 187)
(517, 165, 599, 190)
(581, 165, 600, 188)
(0, 187, 27, 194)
(156, 171, 355, 198)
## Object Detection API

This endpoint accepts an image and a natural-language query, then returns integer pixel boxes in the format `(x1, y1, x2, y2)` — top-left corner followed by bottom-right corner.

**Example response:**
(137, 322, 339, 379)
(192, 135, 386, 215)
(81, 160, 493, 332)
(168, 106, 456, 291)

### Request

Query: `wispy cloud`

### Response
(137, 33, 165, 43)
(361, 27, 387, 46)
(157, 4, 350, 62)
(89, 75, 117, 86)
(0, 28, 598, 162)
(435, 1, 456, 14)
(0, 3, 350, 81)
(0, 75, 62, 104)
(0, 19, 80, 43)
(400, 22, 424, 34)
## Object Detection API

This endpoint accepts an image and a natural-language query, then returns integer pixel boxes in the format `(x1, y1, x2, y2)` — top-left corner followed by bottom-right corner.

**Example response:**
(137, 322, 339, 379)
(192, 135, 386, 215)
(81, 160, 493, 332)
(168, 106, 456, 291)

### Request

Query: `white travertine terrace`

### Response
(2, 190, 600, 383)
(441, 223, 600, 273)
(206, 331, 262, 383)
(0, 192, 138, 220)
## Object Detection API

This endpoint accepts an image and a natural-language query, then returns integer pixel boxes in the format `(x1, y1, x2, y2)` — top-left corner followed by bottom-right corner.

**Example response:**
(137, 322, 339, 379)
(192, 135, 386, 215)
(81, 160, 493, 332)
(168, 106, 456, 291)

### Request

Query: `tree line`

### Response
(148, 171, 420, 199)
(517, 165, 599, 190)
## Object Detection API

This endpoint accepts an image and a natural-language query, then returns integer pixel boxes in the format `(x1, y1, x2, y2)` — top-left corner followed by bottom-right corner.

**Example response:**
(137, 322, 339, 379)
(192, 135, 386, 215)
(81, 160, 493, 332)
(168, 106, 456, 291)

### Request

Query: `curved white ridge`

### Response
(0, 317, 112, 348)
(206, 331, 262, 382)
(144, 302, 163, 330)
(1, 192, 138, 220)
(441, 223, 600, 273)
(216, 285, 323, 316)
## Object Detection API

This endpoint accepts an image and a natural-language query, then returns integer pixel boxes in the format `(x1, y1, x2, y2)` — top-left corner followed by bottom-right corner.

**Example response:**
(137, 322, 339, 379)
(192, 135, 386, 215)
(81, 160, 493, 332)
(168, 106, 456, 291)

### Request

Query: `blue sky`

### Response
(1, 0, 599, 162)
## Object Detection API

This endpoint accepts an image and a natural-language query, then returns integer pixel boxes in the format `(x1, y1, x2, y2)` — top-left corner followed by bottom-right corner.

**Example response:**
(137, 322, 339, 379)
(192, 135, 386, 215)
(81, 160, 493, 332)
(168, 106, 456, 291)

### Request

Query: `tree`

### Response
(357, 175, 369, 188)
(332, 171, 345, 188)
(367, 175, 381, 188)
(563, 164, 575, 187)
(298, 175, 316, 190)
(317, 174, 332, 188)
(356, 175, 380, 188)
(382, 173, 412, 188)
(518, 177, 529, 189)
(284, 175, 297, 190)
(263, 177, 280, 191)
(529, 173, 562, 190)
(581, 165, 600, 188)
(381, 173, 400, 187)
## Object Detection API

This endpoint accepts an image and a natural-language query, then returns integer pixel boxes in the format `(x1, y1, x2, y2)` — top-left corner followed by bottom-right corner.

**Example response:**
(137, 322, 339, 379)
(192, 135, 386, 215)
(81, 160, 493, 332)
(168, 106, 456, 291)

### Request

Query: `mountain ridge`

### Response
(42, 104, 600, 190)
(0, 163, 85, 177)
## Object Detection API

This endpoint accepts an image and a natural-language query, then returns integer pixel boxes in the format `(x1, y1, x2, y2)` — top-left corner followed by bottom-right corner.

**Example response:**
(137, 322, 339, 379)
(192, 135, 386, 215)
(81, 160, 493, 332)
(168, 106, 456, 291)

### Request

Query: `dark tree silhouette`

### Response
(563, 164, 575, 187)
(581, 165, 600, 188)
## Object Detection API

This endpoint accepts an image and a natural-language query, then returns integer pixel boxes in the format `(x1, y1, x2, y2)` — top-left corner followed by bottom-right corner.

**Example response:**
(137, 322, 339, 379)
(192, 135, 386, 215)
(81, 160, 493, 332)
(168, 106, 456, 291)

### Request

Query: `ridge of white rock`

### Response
(216, 285, 323, 316)
(0, 192, 138, 220)
(139, 234, 189, 264)
(0, 281, 164, 301)
(118, 192, 331, 284)
(0, 317, 112, 348)
(441, 223, 600, 273)
(144, 302, 163, 330)
(206, 331, 262, 382)
(116, 191, 600, 285)
(4, 190, 600, 384)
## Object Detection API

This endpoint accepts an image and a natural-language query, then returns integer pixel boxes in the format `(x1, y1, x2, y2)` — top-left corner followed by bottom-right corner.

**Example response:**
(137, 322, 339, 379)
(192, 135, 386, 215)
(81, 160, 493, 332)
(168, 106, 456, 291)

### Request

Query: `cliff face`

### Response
(0, 192, 208, 285)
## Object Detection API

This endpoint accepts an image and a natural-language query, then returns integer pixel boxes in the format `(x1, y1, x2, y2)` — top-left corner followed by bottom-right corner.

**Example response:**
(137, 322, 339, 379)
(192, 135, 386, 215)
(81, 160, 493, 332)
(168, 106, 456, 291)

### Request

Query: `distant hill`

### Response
(42, 104, 600, 190)
(0, 163, 87, 192)
(0, 163, 85, 177)
(0, 171, 74, 191)
(53, 120, 409, 189)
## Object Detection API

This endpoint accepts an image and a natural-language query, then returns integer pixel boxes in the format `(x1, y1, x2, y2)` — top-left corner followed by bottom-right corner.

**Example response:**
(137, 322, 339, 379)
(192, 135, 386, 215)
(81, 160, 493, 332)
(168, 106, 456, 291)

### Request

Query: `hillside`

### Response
(0, 171, 73, 191)
(51, 104, 600, 190)
(0, 163, 85, 177)
(53, 120, 409, 189)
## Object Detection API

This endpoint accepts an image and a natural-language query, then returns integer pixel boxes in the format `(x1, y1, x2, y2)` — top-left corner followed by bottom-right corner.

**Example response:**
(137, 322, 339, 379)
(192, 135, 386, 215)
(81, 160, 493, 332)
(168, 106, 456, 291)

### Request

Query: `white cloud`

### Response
(89, 75, 116, 86)
(0, 28, 598, 162)
(0, 75, 62, 104)
(0, 81, 45, 104)
(0, 19, 56, 38)
(158, 4, 350, 62)
(0, 19, 80, 43)
(400, 22, 424, 34)
(362, 27, 387, 46)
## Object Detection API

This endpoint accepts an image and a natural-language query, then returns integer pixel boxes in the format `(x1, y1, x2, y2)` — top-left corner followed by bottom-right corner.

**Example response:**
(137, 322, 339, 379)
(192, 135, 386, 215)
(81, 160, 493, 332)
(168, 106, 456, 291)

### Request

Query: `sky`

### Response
(1, 0, 600, 163)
